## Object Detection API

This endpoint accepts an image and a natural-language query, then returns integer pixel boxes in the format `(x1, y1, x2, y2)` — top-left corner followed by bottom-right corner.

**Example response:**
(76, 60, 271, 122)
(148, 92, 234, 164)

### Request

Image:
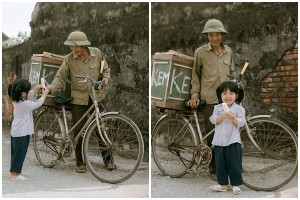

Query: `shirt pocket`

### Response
(89, 60, 100, 79)
(203, 61, 218, 77)
(89, 60, 100, 69)
(222, 59, 232, 76)
(223, 59, 231, 67)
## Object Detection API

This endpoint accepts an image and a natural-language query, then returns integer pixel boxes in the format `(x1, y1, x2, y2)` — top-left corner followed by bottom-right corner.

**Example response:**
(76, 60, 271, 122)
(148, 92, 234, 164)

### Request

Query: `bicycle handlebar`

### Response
(236, 62, 249, 82)
(75, 75, 104, 90)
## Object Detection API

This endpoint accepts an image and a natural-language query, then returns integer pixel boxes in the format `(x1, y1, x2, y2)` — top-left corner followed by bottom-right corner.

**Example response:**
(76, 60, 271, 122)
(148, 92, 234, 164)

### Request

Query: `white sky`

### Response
(2, 2, 37, 38)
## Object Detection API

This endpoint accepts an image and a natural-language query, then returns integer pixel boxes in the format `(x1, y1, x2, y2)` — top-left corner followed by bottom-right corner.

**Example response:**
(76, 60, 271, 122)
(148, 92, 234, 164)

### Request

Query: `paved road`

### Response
(151, 158, 298, 198)
(2, 125, 149, 198)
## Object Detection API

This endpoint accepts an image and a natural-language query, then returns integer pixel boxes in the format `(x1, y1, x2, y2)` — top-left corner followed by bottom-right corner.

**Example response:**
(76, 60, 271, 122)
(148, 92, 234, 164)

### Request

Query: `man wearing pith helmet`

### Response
(48, 30, 115, 173)
(189, 19, 235, 181)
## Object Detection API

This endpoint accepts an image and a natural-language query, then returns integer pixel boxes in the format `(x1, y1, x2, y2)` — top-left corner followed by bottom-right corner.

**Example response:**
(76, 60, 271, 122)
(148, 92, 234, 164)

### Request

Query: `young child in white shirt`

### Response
(209, 81, 246, 195)
(8, 79, 49, 180)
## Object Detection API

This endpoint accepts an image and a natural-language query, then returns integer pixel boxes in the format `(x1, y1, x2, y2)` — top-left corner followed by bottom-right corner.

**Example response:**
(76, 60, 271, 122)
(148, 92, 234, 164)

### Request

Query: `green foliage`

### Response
(2, 31, 29, 48)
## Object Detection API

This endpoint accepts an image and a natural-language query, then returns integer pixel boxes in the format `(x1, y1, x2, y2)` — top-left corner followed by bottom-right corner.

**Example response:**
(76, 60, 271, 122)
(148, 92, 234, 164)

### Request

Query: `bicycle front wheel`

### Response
(33, 109, 62, 168)
(241, 117, 298, 191)
(84, 113, 144, 184)
(152, 116, 197, 178)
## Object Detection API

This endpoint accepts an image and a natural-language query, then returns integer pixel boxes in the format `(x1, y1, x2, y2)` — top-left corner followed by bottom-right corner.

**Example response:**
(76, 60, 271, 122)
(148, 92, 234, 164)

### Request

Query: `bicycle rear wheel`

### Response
(152, 116, 197, 178)
(241, 117, 298, 191)
(84, 113, 144, 184)
(33, 109, 62, 168)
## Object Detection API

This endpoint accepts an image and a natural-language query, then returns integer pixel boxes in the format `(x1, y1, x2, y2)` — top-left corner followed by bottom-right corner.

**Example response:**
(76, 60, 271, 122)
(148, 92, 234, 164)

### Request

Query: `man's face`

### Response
(70, 46, 86, 57)
(207, 32, 223, 47)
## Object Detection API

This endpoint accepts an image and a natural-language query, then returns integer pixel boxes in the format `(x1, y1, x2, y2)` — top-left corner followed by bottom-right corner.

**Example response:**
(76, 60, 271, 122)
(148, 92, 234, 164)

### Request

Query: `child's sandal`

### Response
(9, 175, 28, 181)
(210, 184, 228, 192)
(232, 186, 241, 195)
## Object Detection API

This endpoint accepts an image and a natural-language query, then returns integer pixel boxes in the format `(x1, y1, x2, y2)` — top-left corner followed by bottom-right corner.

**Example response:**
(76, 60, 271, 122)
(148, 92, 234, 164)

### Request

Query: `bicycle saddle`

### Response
(53, 96, 73, 105)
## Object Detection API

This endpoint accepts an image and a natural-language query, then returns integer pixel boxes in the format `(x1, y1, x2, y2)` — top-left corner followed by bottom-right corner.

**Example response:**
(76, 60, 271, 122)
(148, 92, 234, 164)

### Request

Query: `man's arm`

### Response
(190, 49, 202, 99)
(48, 59, 69, 94)
(100, 53, 111, 85)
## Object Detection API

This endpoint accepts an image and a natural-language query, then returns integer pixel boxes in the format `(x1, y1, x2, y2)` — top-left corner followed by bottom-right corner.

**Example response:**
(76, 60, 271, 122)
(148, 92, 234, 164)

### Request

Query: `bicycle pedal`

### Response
(186, 169, 197, 175)
(51, 160, 60, 165)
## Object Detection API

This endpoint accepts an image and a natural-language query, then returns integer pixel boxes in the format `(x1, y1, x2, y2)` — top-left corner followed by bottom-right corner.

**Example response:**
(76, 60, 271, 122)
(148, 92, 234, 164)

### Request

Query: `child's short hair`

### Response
(216, 81, 244, 104)
(11, 79, 31, 103)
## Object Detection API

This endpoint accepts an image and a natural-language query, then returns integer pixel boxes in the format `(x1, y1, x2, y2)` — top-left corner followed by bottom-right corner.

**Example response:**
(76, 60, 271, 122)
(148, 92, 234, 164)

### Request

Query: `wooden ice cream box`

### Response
(29, 52, 71, 106)
(151, 50, 194, 110)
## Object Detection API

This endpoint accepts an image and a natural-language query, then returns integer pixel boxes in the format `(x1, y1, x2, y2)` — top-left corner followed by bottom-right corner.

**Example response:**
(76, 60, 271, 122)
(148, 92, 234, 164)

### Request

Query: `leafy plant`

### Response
(2, 31, 29, 48)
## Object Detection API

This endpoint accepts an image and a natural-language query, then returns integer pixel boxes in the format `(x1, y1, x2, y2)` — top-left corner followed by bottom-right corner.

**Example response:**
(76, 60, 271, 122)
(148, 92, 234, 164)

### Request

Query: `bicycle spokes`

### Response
(241, 118, 297, 191)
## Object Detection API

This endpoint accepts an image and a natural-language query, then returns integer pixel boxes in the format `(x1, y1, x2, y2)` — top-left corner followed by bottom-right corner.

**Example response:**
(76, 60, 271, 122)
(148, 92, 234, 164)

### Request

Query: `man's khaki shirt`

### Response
(49, 47, 111, 105)
(190, 43, 235, 104)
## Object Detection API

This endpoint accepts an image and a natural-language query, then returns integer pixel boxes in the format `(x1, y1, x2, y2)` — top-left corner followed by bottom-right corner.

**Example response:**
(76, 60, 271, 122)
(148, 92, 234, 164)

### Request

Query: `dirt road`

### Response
(151, 158, 298, 198)
(2, 124, 149, 198)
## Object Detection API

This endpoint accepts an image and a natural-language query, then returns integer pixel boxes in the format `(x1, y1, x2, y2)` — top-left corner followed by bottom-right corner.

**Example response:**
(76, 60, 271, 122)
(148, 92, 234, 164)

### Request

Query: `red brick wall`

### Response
(260, 49, 298, 114)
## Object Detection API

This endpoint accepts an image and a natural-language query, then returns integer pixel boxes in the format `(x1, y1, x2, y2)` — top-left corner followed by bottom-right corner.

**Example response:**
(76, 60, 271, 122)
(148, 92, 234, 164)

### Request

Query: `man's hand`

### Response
(102, 78, 109, 86)
(42, 86, 50, 98)
(189, 98, 200, 109)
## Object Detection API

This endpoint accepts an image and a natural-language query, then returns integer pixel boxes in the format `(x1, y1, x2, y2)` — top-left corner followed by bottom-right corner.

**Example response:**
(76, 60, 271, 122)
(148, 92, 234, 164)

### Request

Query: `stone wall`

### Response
(151, 2, 298, 131)
(2, 2, 149, 158)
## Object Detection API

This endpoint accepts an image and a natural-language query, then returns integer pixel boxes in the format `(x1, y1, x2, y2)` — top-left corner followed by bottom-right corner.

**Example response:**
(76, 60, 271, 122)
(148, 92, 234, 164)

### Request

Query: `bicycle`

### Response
(33, 75, 144, 184)
(151, 63, 298, 191)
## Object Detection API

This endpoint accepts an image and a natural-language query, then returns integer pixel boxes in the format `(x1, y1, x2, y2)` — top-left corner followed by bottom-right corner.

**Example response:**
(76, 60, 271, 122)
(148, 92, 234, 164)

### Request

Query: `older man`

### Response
(48, 30, 114, 173)
(189, 19, 235, 180)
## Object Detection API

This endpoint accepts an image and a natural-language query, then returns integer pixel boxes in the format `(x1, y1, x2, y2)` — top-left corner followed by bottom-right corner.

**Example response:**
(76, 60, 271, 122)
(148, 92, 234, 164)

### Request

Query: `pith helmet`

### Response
(64, 31, 91, 46)
(201, 19, 228, 35)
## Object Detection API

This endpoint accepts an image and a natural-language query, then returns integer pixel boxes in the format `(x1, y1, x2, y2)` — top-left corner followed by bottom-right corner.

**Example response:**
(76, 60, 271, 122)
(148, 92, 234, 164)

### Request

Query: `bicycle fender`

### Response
(99, 111, 119, 117)
(151, 114, 168, 136)
(84, 111, 120, 138)
(81, 111, 120, 162)
(247, 115, 271, 121)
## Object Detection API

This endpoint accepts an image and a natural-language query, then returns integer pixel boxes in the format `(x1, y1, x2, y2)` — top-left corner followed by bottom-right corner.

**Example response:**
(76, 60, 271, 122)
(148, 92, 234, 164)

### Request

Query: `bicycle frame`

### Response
(58, 76, 115, 154)
(154, 109, 272, 166)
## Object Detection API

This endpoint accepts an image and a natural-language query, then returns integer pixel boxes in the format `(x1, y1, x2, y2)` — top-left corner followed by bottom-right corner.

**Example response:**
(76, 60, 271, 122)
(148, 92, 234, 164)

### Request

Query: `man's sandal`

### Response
(105, 162, 117, 171)
(232, 186, 241, 195)
(210, 185, 229, 192)
(76, 165, 86, 173)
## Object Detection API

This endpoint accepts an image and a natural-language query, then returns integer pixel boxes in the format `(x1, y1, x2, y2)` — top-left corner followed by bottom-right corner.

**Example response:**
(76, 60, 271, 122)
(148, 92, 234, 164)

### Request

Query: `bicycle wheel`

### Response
(84, 113, 144, 184)
(152, 115, 197, 178)
(241, 117, 298, 191)
(33, 109, 62, 168)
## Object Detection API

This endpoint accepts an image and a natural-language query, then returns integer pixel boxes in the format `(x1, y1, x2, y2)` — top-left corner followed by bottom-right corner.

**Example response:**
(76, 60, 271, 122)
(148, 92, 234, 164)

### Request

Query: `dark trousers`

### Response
(215, 143, 243, 186)
(71, 98, 111, 166)
(202, 104, 216, 173)
(10, 135, 30, 173)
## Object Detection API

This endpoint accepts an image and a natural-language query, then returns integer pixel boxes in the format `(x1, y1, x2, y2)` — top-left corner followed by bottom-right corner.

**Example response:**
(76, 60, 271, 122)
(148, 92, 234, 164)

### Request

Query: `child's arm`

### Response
(226, 112, 238, 126)
(27, 85, 43, 101)
(33, 84, 43, 95)
(216, 113, 229, 124)
(210, 104, 227, 124)
(226, 107, 246, 127)
(25, 87, 50, 111)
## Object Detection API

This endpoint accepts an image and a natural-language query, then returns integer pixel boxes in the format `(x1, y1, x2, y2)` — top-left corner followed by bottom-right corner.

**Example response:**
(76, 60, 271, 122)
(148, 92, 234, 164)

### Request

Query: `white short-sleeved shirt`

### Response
(11, 90, 45, 137)
(209, 102, 246, 146)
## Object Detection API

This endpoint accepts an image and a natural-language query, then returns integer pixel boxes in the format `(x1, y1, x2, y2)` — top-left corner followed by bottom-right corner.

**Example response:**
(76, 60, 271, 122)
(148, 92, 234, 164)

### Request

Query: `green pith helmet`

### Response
(64, 31, 91, 46)
(201, 19, 228, 35)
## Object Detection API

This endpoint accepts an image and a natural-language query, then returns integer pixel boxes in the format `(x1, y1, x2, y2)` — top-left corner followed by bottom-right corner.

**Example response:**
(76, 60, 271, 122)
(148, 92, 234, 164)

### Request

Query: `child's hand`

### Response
(226, 112, 238, 125)
(34, 84, 43, 94)
(41, 86, 50, 97)
(226, 112, 235, 120)
(216, 113, 228, 123)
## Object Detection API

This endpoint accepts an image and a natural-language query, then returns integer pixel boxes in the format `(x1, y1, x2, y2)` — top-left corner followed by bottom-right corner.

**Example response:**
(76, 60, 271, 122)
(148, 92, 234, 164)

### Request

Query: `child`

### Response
(209, 81, 246, 195)
(8, 79, 49, 180)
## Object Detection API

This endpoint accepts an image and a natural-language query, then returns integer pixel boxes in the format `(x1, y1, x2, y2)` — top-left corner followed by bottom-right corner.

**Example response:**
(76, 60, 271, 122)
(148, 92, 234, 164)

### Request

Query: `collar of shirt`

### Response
(72, 47, 96, 61)
(205, 42, 228, 54)
(217, 102, 238, 112)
